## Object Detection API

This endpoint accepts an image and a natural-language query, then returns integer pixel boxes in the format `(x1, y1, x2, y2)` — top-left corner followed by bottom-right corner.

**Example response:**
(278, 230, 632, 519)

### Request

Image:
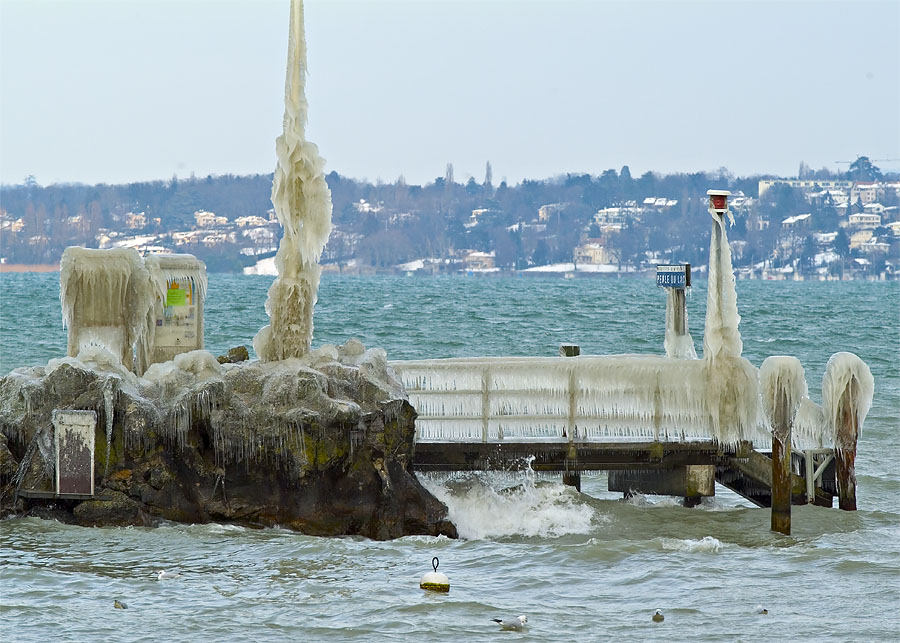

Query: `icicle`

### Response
(255, 0, 333, 361)
(102, 377, 116, 476)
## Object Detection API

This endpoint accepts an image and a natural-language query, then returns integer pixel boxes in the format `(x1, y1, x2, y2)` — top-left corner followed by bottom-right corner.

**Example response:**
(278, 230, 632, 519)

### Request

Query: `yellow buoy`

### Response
(420, 556, 450, 592)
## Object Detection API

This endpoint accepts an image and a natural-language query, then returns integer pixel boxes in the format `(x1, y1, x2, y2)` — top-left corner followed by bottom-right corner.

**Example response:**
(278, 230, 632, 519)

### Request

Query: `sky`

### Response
(1, 0, 898, 187)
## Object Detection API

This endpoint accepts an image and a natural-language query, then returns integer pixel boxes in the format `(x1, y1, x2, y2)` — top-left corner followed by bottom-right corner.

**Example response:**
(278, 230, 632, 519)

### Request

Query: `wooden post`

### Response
(672, 289, 686, 335)
(771, 386, 792, 535)
(562, 471, 581, 491)
(559, 344, 580, 357)
(835, 377, 859, 511)
(560, 345, 580, 489)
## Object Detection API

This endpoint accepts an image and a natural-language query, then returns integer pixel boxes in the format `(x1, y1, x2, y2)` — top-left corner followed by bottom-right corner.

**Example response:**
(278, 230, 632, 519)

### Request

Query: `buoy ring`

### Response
(420, 556, 450, 592)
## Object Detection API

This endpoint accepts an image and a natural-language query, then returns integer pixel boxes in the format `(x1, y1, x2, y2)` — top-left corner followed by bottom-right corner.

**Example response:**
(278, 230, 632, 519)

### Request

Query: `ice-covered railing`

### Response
(391, 355, 768, 447)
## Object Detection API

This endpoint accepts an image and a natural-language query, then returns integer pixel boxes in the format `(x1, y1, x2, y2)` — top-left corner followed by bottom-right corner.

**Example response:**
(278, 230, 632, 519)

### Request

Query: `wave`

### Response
(420, 469, 597, 540)
(658, 535, 725, 553)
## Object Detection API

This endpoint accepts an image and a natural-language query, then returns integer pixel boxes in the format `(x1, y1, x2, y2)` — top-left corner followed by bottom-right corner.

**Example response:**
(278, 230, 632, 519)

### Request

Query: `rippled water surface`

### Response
(1, 273, 898, 641)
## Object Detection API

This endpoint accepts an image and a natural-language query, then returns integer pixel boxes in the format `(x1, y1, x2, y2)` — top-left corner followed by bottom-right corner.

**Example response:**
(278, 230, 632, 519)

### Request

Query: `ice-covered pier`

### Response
(392, 351, 861, 510)
(392, 191, 874, 533)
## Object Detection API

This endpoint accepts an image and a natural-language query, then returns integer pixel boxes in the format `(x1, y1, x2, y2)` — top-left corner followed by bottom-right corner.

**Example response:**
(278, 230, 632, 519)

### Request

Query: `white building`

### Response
(235, 215, 269, 227)
(848, 213, 881, 229)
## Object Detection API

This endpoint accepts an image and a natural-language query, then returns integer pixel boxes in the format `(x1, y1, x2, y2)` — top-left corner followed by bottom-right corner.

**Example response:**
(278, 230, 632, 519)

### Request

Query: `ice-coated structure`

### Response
(759, 356, 807, 443)
(60, 248, 208, 376)
(254, 0, 333, 362)
(822, 352, 874, 453)
(141, 253, 208, 371)
(663, 287, 697, 359)
(59, 247, 155, 373)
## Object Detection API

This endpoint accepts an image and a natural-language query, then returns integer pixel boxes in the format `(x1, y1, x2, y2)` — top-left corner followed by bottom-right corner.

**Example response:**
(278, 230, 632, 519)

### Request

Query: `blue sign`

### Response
(656, 264, 689, 288)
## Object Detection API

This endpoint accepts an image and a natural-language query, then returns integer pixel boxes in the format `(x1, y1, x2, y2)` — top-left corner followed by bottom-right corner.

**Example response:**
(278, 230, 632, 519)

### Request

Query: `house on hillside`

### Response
(573, 241, 617, 265)
(848, 213, 881, 229)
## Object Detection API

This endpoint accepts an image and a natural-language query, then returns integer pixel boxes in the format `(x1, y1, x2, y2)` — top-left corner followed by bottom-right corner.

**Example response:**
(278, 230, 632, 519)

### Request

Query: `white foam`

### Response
(659, 536, 724, 553)
(421, 469, 596, 540)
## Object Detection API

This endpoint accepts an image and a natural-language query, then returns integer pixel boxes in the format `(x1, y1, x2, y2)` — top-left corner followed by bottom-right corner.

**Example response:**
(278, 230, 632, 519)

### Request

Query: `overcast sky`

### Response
(1, 0, 898, 187)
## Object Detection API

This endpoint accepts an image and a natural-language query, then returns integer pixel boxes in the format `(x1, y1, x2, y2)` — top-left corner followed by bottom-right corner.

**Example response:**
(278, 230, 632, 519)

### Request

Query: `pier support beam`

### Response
(835, 377, 859, 511)
(770, 389, 792, 535)
(760, 356, 806, 536)
(562, 472, 581, 492)
(559, 344, 580, 357)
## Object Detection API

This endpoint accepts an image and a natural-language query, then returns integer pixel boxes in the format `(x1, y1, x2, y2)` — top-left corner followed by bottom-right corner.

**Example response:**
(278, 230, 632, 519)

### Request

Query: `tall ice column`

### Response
(254, 0, 333, 361)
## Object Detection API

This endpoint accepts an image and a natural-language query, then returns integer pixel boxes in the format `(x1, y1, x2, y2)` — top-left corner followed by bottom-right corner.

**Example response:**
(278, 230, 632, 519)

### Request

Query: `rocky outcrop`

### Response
(0, 340, 456, 540)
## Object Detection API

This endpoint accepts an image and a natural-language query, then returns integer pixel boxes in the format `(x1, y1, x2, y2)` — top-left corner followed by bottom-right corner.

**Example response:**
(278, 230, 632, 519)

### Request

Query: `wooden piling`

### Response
(562, 471, 581, 492)
(835, 376, 859, 511)
(672, 289, 686, 335)
(770, 386, 792, 535)
(559, 344, 581, 357)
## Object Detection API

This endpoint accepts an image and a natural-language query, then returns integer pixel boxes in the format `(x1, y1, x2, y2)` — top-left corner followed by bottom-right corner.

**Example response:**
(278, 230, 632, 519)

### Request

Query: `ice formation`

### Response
(254, 0, 333, 362)
(664, 288, 697, 359)
(698, 205, 760, 446)
(821, 352, 874, 453)
(703, 209, 742, 361)
(393, 355, 766, 447)
(758, 356, 807, 443)
(59, 247, 156, 372)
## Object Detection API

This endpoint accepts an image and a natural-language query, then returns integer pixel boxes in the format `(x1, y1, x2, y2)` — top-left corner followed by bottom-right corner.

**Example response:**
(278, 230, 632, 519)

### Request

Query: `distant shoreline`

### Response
(0, 264, 894, 282)
(0, 263, 59, 273)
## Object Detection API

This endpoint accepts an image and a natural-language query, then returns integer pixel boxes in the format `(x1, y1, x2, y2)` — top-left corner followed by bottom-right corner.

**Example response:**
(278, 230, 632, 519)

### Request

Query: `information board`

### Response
(154, 279, 199, 348)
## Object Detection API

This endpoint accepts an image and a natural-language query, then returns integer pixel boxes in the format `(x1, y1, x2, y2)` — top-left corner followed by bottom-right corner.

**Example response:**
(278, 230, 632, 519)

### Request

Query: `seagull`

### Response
(113, 600, 127, 609)
(652, 610, 665, 623)
(755, 605, 769, 615)
(492, 615, 528, 631)
(156, 570, 181, 580)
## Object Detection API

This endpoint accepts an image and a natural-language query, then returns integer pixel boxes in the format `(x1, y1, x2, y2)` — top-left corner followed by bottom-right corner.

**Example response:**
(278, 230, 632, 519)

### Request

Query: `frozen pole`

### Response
(823, 353, 874, 511)
(253, 0, 333, 361)
(703, 189, 742, 361)
(559, 343, 580, 490)
(760, 357, 806, 536)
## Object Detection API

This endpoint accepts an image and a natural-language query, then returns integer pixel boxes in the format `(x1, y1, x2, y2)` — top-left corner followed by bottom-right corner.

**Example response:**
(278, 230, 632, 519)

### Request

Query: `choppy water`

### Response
(1, 273, 899, 641)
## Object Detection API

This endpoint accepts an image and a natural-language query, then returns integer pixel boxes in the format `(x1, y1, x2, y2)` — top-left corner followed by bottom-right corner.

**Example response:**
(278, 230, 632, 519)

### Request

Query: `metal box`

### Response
(53, 409, 96, 497)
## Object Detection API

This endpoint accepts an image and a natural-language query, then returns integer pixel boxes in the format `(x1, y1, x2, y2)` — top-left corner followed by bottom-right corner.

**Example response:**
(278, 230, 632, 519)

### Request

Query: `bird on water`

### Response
(652, 610, 665, 623)
(492, 615, 528, 630)
(156, 570, 181, 580)
(113, 600, 127, 609)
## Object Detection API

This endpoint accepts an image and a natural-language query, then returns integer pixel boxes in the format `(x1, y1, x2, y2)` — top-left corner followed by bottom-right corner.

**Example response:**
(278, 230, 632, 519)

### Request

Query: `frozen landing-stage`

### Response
(393, 353, 844, 509)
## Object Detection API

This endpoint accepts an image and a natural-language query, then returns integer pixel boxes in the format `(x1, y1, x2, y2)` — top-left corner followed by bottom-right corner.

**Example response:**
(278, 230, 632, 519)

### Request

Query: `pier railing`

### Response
(390, 355, 775, 446)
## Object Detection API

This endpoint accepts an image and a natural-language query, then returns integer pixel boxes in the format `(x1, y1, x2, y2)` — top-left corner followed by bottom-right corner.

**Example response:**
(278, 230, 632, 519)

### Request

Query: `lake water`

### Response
(1, 273, 898, 641)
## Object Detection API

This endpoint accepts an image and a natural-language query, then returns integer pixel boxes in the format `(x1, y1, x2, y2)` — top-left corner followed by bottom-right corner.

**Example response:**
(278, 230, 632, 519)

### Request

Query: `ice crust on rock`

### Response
(254, 0, 333, 362)
(0, 338, 455, 538)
